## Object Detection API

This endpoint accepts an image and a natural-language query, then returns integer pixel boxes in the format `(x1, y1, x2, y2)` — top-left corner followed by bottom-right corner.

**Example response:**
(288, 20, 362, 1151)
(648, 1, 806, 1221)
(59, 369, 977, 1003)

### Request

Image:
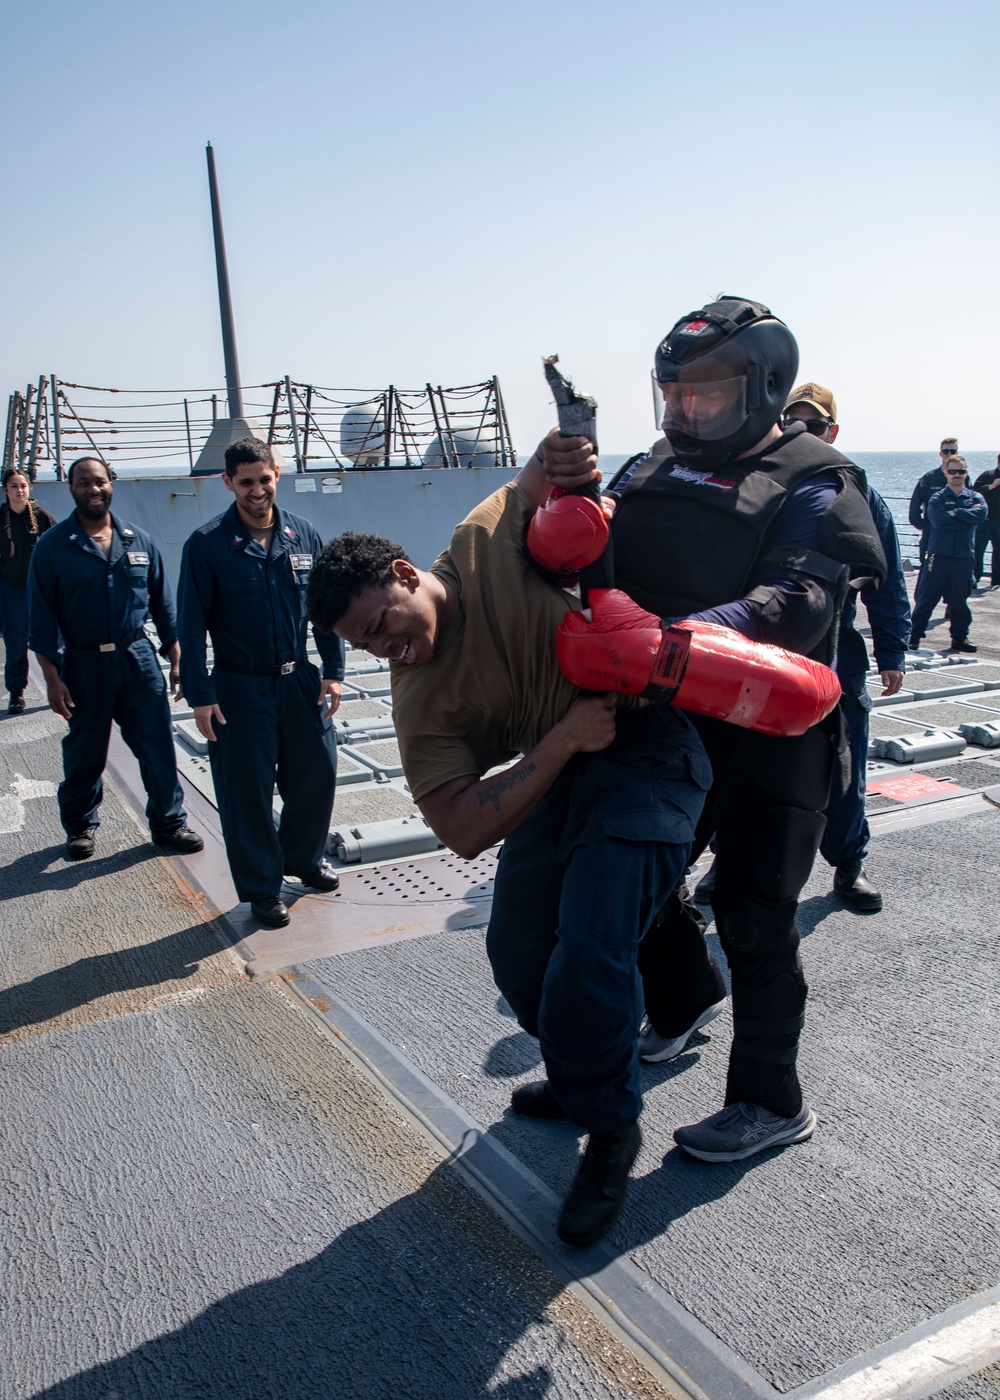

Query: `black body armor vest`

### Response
(609, 425, 886, 628)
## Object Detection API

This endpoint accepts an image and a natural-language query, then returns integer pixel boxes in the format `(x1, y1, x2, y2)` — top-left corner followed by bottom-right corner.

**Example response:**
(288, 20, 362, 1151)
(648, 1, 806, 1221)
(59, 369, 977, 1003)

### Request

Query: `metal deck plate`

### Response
(348, 738, 404, 776)
(913, 662, 1000, 687)
(335, 698, 393, 722)
(956, 691, 1000, 713)
(234, 849, 498, 975)
(869, 714, 937, 739)
(332, 751, 372, 785)
(891, 701, 1000, 734)
(329, 786, 417, 826)
(906, 757, 1000, 787)
(344, 672, 393, 697)
(869, 685, 915, 706)
(896, 671, 986, 697)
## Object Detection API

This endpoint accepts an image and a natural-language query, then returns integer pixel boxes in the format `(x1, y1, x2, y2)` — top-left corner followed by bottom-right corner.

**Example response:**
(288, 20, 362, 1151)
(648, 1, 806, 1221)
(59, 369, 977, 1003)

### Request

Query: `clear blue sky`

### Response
(2, 0, 998, 453)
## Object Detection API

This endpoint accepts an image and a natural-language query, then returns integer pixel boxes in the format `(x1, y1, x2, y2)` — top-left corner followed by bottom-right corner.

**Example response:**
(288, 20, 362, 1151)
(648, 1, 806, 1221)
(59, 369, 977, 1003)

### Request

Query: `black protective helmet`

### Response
(652, 296, 799, 466)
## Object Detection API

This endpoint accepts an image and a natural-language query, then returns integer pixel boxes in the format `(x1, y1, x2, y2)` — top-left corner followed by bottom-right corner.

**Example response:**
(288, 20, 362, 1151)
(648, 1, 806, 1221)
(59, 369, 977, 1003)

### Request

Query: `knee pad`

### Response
(713, 891, 799, 960)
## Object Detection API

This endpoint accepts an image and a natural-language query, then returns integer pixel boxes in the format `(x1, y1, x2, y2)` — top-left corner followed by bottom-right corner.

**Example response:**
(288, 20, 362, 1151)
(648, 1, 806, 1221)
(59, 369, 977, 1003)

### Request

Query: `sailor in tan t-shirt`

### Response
(307, 445, 710, 1248)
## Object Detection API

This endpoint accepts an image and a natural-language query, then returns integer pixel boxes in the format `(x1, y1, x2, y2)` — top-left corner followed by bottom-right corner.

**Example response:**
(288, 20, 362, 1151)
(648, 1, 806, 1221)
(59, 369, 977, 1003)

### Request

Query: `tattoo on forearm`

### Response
(478, 762, 538, 811)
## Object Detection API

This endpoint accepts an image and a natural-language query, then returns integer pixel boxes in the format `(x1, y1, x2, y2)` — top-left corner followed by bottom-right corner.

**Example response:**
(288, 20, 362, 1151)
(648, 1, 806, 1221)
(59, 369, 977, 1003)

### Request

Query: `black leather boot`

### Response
(833, 863, 883, 913)
(557, 1121, 641, 1247)
(510, 1080, 568, 1120)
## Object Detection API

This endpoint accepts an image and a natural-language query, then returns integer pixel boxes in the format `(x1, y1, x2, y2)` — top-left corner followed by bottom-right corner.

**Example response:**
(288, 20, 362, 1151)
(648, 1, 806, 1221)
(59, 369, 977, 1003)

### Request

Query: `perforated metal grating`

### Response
(315, 850, 497, 906)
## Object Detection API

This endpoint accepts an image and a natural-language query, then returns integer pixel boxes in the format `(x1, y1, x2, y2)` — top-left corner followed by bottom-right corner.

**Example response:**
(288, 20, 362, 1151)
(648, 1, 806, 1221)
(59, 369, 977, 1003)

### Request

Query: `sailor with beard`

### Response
(27, 455, 204, 862)
(176, 437, 344, 928)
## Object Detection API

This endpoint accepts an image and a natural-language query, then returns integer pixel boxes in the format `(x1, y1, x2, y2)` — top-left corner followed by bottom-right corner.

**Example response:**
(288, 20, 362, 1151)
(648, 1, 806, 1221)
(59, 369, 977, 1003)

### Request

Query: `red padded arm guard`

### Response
(526, 487, 610, 578)
(555, 589, 841, 737)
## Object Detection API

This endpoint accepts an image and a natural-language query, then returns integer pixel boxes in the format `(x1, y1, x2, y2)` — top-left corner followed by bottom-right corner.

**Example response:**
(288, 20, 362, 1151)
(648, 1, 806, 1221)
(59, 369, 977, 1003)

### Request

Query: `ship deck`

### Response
(3, 579, 1000, 1399)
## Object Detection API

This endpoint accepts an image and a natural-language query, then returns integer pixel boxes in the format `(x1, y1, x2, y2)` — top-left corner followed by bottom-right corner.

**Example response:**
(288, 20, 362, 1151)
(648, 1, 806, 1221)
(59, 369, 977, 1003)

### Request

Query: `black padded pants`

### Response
(638, 714, 837, 1117)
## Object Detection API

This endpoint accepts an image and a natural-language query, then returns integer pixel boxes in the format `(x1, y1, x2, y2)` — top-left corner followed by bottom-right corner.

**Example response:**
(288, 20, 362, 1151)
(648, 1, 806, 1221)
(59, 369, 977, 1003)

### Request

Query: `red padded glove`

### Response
(526, 487, 609, 578)
(556, 588, 842, 737)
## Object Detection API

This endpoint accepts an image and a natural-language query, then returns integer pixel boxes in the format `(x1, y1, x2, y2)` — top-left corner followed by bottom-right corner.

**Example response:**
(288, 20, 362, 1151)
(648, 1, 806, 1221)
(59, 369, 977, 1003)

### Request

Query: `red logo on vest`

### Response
(668, 464, 737, 491)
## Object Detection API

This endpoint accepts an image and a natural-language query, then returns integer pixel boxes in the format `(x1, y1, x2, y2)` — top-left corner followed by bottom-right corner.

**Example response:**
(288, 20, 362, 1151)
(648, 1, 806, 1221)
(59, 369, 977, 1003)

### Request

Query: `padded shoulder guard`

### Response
(818, 470, 887, 588)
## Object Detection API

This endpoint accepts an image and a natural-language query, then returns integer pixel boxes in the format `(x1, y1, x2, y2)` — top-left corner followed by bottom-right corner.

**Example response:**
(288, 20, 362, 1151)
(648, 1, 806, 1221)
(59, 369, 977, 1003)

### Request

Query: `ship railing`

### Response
(2, 375, 517, 480)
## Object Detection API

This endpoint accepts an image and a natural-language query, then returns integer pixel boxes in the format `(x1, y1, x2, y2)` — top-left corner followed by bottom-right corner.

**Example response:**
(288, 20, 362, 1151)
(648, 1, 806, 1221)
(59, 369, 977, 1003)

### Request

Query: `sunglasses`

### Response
(941, 446, 958, 454)
(784, 415, 831, 436)
(946, 467, 966, 475)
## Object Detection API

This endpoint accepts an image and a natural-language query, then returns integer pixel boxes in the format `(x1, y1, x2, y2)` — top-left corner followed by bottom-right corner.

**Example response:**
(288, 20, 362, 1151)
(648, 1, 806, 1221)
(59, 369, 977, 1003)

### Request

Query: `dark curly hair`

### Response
(224, 437, 274, 476)
(308, 531, 412, 633)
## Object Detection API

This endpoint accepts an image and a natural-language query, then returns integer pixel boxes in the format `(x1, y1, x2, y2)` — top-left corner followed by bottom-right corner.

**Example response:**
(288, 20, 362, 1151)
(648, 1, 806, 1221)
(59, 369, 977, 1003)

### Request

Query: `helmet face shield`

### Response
(651, 297, 799, 465)
(652, 371, 748, 442)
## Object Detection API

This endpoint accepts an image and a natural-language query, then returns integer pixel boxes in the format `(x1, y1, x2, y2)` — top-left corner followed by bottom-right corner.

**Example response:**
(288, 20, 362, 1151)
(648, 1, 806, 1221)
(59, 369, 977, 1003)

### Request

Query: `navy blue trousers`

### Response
(209, 664, 338, 903)
(639, 715, 838, 1118)
(486, 706, 709, 1134)
(911, 554, 974, 642)
(59, 637, 186, 836)
(0, 579, 29, 693)
(820, 676, 871, 868)
(975, 519, 1000, 584)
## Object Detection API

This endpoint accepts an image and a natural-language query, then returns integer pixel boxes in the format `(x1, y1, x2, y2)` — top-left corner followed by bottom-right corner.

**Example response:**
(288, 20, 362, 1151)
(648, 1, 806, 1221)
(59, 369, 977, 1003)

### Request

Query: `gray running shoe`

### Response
(673, 1101, 817, 1162)
(638, 998, 728, 1062)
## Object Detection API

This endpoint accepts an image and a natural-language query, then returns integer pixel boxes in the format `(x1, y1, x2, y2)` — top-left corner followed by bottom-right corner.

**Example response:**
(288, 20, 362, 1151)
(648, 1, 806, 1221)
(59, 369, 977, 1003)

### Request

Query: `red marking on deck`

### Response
(867, 774, 967, 801)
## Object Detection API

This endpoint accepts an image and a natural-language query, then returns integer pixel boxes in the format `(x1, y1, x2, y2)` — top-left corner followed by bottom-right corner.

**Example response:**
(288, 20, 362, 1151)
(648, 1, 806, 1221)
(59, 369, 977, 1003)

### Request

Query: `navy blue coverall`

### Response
(910, 484, 987, 646)
(177, 502, 343, 904)
(27, 513, 188, 837)
(821, 487, 910, 869)
(908, 465, 951, 565)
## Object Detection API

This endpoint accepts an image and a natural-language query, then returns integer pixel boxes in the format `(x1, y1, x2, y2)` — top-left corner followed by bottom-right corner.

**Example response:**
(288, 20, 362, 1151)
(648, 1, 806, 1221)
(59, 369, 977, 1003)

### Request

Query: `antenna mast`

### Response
(206, 142, 244, 419)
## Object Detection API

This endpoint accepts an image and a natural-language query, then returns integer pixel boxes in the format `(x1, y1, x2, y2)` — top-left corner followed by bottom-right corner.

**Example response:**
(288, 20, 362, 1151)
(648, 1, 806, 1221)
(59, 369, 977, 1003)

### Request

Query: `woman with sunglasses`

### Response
(0, 468, 57, 714)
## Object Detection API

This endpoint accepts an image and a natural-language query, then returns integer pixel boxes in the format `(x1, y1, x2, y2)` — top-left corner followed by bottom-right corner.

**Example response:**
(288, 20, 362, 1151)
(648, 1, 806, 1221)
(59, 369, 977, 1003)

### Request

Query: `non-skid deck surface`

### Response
(301, 808, 1000, 1394)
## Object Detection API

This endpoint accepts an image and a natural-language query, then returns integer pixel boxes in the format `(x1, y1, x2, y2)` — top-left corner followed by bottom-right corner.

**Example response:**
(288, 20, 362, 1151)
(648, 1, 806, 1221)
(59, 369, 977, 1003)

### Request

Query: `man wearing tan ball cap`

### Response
(782, 383, 910, 915)
(784, 382, 838, 428)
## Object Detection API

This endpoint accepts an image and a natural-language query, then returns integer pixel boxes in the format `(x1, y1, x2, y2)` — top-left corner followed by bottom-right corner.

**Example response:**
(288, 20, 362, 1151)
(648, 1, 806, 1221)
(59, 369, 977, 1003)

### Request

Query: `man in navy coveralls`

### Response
(908, 455, 986, 654)
(28, 456, 204, 862)
(783, 384, 910, 913)
(177, 438, 344, 928)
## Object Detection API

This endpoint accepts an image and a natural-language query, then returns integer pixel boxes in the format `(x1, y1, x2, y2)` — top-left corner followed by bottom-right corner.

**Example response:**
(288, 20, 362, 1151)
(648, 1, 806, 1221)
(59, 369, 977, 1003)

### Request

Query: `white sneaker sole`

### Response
(677, 1108, 818, 1163)
(639, 999, 728, 1063)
